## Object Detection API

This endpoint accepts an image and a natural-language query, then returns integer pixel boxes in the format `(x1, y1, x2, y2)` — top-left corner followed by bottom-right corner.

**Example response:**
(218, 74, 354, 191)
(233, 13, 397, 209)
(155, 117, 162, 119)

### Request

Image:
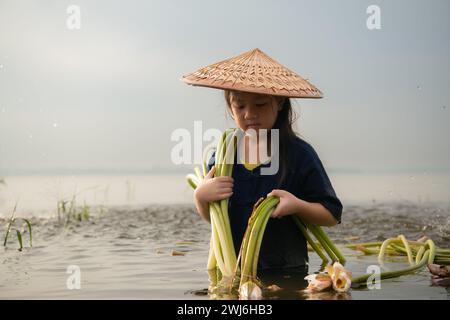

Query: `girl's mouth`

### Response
(246, 123, 261, 130)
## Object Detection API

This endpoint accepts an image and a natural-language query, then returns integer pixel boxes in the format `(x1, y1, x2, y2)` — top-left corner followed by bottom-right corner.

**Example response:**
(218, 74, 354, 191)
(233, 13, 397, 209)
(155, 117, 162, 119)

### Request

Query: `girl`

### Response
(182, 48, 342, 272)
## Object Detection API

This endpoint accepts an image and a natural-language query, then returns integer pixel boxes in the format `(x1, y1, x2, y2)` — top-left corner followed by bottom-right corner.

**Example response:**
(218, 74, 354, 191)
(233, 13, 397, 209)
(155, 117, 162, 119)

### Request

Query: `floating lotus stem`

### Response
(350, 236, 439, 287)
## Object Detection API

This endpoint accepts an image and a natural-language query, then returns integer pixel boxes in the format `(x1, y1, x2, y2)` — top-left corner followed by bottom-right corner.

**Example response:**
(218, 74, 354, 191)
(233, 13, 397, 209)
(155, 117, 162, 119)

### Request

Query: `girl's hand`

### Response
(194, 166, 234, 203)
(267, 189, 301, 219)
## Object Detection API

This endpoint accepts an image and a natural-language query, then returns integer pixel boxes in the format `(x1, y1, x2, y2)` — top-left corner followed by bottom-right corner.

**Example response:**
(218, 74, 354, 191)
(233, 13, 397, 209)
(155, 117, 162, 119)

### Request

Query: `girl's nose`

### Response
(244, 107, 257, 120)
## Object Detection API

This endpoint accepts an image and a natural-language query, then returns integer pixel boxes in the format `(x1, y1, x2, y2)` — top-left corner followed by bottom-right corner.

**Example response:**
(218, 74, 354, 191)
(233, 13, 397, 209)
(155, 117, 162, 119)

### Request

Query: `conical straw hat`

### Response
(181, 48, 323, 98)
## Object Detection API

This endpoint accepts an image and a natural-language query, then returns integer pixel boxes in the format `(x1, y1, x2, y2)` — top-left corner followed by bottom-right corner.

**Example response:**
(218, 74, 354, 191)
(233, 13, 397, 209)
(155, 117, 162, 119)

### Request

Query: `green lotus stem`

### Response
(354, 237, 438, 286)
(220, 129, 237, 177)
(220, 131, 238, 266)
(345, 242, 383, 249)
(240, 200, 265, 284)
(386, 238, 426, 266)
(207, 268, 220, 287)
(362, 246, 403, 256)
(435, 249, 450, 256)
(210, 212, 227, 274)
(415, 246, 425, 264)
(210, 203, 235, 276)
(186, 174, 200, 189)
(219, 131, 237, 232)
(243, 205, 267, 283)
(305, 222, 338, 262)
(186, 129, 238, 279)
(214, 131, 226, 174)
(355, 246, 381, 255)
(240, 198, 271, 283)
(348, 235, 448, 285)
(239, 197, 279, 286)
(352, 250, 432, 285)
(236, 207, 258, 283)
(390, 243, 411, 256)
(293, 216, 329, 263)
(313, 224, 346, 264)
(434, 259, 450, 265)
(194, 167, 203, 180)
(425, 239, 436, 264)
(386, 243, 414, 266)
(347, 239, 433, 250)
(251, 198, 279, 277)
(398, 235, 414, 265)
(378, 237, 399, 262)
(207, 237, 217, 270)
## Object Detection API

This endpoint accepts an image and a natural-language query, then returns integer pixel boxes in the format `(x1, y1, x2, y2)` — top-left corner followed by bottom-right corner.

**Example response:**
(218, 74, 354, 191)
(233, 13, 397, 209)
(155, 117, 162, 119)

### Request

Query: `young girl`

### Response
(182, 48, 342, 272)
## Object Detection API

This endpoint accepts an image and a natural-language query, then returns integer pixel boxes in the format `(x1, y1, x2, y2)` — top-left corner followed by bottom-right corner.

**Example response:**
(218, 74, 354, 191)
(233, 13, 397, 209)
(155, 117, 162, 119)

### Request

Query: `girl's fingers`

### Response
(218, 192, 233, 200)
(215, 181, 234, 189)
(217, 182, 234, 189)
(215, 176, 234, 183)
(205, 166, 216, 179)
(267, 189, 283, 198)
(271, 207, 280, 218)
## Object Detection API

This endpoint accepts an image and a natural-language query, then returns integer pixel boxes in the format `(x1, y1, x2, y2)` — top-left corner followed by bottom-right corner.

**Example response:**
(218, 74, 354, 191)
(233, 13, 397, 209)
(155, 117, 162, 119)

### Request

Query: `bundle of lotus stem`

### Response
(186, 129, 239, 280)
(237, 196, 346, 299)
(237, 196, 279, 299)
(347, 235, 450, 287)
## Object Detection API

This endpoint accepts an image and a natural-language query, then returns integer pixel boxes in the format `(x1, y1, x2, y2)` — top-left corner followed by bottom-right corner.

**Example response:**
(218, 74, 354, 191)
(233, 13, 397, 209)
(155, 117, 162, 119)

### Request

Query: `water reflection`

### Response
(300, 291, 352, 300)
(202, 266, 354, 300)
(204, 266, 339, 300)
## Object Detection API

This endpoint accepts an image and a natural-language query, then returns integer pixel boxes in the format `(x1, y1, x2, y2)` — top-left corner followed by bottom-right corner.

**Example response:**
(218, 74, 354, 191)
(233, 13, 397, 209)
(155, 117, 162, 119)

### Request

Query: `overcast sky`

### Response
(0, 0, 449, 175)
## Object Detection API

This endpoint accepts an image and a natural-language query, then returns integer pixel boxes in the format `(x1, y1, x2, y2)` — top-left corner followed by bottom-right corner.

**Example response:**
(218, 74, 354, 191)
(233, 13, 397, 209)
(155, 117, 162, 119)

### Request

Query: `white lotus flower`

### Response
(326, 262, 352, 293)
(239, 281, 263, 300)
(304, 262, 352, 294)
(304, 274, 333, 292)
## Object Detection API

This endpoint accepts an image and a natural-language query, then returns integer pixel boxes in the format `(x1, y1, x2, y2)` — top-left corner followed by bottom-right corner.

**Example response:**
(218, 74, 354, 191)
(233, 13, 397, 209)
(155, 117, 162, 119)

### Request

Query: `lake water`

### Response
(1, 173, 449, 299)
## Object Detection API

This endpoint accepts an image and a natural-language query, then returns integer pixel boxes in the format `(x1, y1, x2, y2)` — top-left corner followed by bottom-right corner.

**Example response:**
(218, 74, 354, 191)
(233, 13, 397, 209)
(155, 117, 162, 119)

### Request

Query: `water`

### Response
(1, 174, 450, 299)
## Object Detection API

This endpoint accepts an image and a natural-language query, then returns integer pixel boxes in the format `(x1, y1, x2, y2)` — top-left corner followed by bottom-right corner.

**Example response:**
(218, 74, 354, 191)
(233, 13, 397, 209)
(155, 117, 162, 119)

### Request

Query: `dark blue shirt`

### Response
(207, 136, 342, 271)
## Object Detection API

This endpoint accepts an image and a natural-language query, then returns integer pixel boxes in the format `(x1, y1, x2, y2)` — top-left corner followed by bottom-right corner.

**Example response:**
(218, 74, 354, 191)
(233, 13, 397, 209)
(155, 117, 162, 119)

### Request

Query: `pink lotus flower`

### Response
(304, 262, 352, 293)
(304, 274, 333, 292)
(326, 262, 352, 293)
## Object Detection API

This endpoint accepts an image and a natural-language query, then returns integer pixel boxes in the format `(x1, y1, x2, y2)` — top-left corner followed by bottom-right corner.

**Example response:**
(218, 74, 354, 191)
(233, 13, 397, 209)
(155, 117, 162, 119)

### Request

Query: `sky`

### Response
(0, 0, 449, 175)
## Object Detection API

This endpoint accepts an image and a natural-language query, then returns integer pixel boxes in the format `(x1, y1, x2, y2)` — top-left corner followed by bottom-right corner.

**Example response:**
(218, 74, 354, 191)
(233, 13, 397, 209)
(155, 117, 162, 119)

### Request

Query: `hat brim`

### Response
(182, 76, 323, 98)
(181, 48, 324, 99)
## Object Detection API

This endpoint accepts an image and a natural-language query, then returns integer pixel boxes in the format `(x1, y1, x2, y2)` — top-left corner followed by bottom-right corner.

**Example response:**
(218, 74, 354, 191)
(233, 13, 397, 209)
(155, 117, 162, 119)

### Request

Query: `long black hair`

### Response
(224, 90, 298, 187)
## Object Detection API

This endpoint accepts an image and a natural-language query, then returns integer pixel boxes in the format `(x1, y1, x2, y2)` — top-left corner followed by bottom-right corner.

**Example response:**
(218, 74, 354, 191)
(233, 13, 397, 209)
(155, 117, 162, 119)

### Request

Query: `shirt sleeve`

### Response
(299, 150, 343, 224)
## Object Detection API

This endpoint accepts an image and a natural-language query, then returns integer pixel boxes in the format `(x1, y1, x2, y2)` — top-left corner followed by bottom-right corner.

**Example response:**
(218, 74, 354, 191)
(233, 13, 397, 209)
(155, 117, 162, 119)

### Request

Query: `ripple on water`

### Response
(1, 202, 449, 299)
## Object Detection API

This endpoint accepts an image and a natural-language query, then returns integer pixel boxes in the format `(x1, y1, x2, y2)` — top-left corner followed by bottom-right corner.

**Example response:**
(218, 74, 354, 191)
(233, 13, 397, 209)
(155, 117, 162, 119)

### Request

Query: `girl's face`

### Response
(228, 91, 283, 132)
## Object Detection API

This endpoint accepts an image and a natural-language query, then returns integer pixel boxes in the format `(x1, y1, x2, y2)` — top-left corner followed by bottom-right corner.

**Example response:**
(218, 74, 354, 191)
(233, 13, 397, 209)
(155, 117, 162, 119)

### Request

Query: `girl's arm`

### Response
(267, 189, 338, 227)
(293, 198, 338, 226)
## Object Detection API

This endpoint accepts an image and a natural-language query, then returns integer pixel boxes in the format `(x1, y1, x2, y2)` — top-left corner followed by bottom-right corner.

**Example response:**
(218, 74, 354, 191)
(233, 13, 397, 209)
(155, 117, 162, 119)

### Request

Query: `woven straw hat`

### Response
(181, 48, 323, 98)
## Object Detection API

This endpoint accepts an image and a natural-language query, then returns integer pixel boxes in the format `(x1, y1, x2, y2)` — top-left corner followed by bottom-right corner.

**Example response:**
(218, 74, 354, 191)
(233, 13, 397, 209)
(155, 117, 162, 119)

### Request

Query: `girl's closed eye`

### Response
(255, 99, 269, 107)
